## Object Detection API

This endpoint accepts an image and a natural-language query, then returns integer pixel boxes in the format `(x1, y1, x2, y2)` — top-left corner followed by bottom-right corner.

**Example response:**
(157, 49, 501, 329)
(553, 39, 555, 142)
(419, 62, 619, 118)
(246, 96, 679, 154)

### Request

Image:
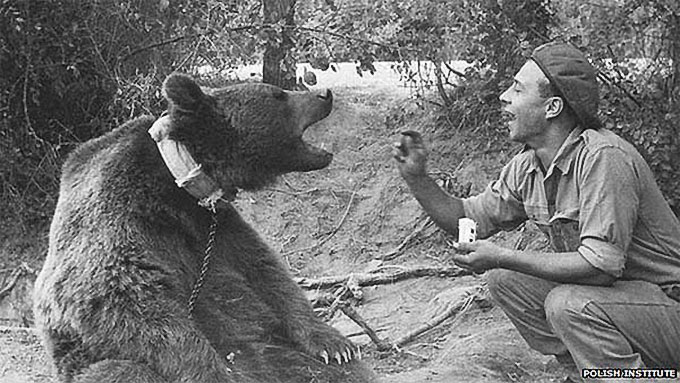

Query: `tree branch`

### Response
(0, 268, 25, 301)
(390, 286, 486, 349)
(294, 26, 416, 53)
(340, 304, 391, 351)
(119, 23, 421, 63)
(443, 61, 466, 79)
(119, 25, 262, 62)
(334, 285, 489, 351)
(598, 71, 642, 108)
(433, 60, 452, 106)
(296, 265, 473, 289)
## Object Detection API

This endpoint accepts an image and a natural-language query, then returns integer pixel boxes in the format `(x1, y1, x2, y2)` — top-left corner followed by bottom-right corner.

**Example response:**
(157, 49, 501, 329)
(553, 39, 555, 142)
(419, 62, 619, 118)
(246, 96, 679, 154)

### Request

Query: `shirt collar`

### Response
(525, 127, 585, 176)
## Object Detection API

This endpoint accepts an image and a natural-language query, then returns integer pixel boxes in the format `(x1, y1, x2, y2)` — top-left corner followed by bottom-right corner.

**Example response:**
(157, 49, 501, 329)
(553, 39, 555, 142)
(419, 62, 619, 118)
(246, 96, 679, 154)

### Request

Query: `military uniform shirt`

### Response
(463, 127, 680, 290)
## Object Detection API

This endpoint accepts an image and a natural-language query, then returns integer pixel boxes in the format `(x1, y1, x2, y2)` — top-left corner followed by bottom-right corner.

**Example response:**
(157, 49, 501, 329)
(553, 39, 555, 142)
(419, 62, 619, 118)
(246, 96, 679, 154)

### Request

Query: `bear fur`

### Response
(33, 73, 376, 383)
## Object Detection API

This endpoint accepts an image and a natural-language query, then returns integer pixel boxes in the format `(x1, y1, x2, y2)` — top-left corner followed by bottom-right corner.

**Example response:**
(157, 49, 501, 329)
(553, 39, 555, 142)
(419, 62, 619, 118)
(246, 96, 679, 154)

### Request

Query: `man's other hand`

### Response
(451, 240, 503, 273)
(392, 130, 428, 180)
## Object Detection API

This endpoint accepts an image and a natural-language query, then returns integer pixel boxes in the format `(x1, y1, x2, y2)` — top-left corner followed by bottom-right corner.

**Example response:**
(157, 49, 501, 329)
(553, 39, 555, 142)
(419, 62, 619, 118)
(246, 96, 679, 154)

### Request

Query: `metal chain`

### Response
(187, 207, 218, 318)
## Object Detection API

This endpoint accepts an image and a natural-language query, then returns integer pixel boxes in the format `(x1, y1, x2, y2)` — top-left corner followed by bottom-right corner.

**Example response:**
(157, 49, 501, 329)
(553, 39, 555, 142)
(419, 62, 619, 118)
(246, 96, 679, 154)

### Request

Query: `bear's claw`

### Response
(318, 347, 362, 365)
(293, 322, 362, 365)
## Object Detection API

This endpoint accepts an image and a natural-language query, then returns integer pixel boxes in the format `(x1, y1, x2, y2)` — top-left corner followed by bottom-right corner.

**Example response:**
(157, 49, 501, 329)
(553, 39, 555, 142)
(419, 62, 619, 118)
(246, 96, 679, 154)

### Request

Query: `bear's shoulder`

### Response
(62, 115, 156, 183)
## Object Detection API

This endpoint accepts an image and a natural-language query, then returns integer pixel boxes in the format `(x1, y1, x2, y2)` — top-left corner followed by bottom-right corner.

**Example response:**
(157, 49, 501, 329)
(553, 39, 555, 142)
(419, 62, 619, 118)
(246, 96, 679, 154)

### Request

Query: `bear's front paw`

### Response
(293, 324, 361, 365)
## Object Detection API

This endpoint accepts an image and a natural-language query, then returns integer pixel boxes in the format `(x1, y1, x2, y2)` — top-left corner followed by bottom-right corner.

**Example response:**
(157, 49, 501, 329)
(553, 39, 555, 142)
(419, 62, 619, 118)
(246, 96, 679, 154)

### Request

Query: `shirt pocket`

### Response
(523, 199, 551, 223)
(548, 209, 580, 252)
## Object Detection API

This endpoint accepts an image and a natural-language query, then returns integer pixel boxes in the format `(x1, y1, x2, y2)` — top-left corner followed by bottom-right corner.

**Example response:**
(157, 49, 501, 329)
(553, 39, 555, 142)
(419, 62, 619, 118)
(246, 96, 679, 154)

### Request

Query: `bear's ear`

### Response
(162, 73, 206, 113)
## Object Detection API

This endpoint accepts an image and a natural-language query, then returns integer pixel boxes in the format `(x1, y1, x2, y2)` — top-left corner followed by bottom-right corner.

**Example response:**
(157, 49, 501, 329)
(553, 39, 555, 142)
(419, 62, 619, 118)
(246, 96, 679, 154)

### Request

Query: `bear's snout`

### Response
(315, 89, 333, 102)
(291, 88, 333, 133)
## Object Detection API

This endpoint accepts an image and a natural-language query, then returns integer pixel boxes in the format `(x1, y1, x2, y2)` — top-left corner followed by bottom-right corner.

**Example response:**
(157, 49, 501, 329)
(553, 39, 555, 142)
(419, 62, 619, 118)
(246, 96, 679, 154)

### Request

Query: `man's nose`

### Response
(499, 87, 511, 104)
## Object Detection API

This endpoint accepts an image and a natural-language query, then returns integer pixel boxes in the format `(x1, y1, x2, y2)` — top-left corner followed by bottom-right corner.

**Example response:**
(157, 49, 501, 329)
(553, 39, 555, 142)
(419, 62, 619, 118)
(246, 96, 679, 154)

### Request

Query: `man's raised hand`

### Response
(392, 130, 428, 180)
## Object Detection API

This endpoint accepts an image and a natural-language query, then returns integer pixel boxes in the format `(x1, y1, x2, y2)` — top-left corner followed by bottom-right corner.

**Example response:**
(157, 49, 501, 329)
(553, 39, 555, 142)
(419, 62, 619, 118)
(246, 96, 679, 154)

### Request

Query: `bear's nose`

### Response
(316, 89, 333, 102)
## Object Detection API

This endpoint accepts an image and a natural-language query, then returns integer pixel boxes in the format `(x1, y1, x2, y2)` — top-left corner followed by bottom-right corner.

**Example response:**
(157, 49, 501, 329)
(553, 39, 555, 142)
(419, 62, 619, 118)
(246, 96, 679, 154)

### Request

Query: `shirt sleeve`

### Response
(463, 158, 528, 239)
(576, 146, 639, 278)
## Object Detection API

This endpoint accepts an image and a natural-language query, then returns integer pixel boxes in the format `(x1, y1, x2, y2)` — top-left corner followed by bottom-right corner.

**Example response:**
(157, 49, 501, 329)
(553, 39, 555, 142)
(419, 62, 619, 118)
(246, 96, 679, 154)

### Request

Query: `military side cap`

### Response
(531, 42, 601, 129)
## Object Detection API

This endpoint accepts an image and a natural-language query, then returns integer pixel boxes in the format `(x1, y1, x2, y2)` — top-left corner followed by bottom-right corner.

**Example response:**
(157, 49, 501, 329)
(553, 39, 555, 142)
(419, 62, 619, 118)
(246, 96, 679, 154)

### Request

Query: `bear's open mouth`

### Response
(301, 120, 330, 151)
(295, 123, 333, 171)
(302, 138, 329, 156)
(289, 88, 334, 172)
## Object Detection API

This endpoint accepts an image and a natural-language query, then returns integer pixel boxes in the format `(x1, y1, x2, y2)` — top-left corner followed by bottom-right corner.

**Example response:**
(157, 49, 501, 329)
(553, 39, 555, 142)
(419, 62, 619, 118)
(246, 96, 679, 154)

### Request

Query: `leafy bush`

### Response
(2, 0, 679, 232)
(554, 0, 680, 213)
(300, 0, 680, 215)
(0, 0, 262, 228)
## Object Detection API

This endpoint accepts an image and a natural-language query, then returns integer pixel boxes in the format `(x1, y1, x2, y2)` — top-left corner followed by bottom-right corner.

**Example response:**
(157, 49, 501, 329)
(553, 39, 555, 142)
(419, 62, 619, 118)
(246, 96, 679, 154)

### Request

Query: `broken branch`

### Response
(296, 265, 473, 289)
(391, 286, 486, 349)
(340, 304, 391, 351)
(334, 285, 489, 352)
(309, 275, 364, 319)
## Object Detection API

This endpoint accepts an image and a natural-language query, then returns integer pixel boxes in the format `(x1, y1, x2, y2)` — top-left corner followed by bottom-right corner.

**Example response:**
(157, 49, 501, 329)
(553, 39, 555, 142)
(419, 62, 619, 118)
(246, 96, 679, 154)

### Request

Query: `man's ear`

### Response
(545, 96, 564, 119)
(162, 73, 206, 113)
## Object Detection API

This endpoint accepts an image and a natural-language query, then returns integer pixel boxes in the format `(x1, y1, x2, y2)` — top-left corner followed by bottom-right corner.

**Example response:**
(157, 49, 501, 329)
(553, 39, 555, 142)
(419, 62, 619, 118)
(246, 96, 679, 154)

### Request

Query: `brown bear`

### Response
(33, 73, 376, 383)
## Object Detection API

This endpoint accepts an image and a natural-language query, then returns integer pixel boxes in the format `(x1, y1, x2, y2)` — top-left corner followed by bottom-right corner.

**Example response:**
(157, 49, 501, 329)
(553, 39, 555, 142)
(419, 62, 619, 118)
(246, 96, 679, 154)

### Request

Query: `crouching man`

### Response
(393, 42, 680, 381)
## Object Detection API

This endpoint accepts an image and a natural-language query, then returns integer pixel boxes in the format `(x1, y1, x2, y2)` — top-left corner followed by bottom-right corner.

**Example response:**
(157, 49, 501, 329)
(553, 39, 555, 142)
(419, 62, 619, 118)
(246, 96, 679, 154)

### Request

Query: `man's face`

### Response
(499, 60, 551, 145)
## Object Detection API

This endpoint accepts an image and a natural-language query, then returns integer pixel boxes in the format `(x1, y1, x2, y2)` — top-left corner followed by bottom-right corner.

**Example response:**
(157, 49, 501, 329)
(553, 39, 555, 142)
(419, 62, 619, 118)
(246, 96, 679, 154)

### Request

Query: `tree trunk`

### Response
(262, 0, 297, 90)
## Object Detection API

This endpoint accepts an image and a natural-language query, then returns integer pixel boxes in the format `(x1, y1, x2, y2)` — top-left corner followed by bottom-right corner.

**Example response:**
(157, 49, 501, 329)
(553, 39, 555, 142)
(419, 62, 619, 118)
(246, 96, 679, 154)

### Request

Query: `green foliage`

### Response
(297, 0, 553, 103)
(553, 0, 680, 213)
(298, 0, 680, 214)
(2, 0, 680, 230)
(0, 0, 266, 227)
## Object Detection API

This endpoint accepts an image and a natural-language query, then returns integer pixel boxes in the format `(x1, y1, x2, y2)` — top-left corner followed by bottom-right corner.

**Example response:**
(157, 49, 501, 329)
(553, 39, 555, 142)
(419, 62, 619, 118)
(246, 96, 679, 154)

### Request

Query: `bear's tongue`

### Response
(302, 135, 329, 155)
(291, 138, 332, 172)
(301, 123, 332, 156)
(294, 113, 333, 171)
(306, 139, 332, 162)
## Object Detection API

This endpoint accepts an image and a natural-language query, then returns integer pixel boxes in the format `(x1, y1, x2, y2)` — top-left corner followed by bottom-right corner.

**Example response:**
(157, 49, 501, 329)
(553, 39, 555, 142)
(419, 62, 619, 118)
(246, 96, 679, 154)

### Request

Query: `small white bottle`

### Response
(458, 218, 477, 243)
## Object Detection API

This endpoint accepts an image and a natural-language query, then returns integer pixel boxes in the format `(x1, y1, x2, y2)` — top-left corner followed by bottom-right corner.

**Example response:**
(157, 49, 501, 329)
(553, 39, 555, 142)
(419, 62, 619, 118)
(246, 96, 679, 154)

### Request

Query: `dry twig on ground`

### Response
(282, 186, 359, 256)
(377, 216, 433, 261)
(340, 304, 391, 351)
(333, 284, 489, 351)
(309, 275, 364, 319)
(296, 265, 473, 289)
(302, 265, 486, 352)
(390, 285, 487, 350)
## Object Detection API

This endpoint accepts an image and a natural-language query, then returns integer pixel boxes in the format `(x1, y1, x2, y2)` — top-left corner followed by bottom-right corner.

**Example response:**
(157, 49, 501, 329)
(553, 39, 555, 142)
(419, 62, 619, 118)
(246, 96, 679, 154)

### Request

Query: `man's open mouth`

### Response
(500, 110, 515, 125)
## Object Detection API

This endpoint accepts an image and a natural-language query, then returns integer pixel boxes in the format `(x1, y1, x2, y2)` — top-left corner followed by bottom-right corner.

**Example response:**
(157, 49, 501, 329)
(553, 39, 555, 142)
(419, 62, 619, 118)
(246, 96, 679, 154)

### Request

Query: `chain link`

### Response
(187, 207, 218, 318)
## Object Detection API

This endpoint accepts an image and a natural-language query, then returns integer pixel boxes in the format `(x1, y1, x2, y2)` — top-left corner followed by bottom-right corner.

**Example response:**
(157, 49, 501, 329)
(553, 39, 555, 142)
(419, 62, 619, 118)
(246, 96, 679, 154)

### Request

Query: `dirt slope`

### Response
(0, 84, 567, 383)
(253, 85, 565, 383)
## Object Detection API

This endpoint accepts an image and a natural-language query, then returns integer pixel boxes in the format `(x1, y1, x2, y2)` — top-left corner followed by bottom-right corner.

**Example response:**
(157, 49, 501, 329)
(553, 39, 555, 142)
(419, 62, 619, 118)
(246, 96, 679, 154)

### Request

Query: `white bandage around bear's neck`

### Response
(148, 115, 226, 210)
